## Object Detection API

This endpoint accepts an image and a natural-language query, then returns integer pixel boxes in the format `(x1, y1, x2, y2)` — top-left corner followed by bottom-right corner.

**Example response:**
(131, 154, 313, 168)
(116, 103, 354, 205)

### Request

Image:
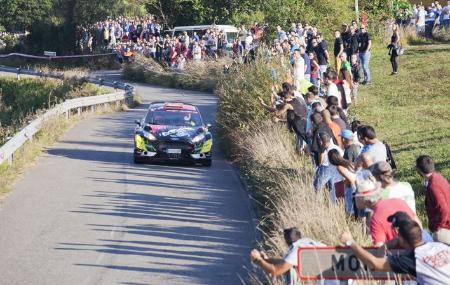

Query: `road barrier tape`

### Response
(0, 52, 115, 60)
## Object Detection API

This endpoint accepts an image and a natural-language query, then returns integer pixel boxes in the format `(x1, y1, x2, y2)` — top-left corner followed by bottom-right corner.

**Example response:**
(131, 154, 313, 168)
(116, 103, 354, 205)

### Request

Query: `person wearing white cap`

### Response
(354, 178, 420, 247)
(370, 161, 416, 213)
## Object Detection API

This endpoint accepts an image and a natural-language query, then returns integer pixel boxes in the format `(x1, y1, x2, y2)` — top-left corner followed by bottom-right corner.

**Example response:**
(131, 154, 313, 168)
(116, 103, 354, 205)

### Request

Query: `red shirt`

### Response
(426, 172, 450, 232)
(370, 198, 416, 245)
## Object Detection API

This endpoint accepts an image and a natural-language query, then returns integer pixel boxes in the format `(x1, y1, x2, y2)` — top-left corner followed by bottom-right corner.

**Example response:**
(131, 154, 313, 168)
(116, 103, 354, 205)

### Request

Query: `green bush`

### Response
(216, 55, 289, 155)
(0, 77, 104, 142)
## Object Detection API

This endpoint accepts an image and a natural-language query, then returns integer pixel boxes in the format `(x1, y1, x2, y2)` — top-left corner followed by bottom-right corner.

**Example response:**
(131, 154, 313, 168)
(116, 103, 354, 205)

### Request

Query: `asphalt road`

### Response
(0, 71, 255, 285)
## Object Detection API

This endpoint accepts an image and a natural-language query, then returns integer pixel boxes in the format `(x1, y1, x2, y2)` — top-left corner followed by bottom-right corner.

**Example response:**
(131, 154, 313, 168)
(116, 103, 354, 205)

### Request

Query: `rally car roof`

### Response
(148, 102, 197, 112)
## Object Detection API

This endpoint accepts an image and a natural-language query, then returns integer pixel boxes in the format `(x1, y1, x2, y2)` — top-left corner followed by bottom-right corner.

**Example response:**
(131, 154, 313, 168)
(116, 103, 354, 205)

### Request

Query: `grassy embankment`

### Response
(353, 44, 450, 223)
(0, 74, 137, 197)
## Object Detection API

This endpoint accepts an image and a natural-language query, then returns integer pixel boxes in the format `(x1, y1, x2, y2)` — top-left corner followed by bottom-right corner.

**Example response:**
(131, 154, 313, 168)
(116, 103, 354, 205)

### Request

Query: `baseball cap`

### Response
(341, 129, 354, 140)
(370, 161, 394, 176)
(354, 179, 381, 198)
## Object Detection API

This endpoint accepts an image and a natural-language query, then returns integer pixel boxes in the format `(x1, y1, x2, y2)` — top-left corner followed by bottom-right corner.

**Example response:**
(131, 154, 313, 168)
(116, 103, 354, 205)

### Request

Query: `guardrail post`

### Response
(113, 81, 118, 91)
(16, 68, 21, 80)
(77, 107, 81, 116)
(91, 105, 96, 112)
(7, 154, 13, 166)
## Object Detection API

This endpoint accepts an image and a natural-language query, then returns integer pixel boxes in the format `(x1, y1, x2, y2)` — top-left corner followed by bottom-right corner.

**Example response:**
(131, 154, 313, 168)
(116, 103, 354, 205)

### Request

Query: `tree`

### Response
(0, 0, 53, 31)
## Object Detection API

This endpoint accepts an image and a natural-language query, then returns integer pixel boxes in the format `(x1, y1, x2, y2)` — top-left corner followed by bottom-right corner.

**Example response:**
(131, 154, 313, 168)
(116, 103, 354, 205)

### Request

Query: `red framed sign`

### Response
(297, 246, 413, 281)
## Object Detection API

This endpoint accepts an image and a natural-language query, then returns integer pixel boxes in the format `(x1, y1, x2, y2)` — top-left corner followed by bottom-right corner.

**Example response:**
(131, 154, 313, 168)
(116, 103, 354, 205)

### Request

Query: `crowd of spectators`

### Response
(408, 1, 450, 37)
(77, 15, 267, 70)
(253, 19, 450, 285)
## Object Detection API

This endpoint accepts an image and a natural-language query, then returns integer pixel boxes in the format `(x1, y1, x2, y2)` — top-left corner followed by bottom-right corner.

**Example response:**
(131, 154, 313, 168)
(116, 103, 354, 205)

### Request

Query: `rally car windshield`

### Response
(145, 111, 203, 127)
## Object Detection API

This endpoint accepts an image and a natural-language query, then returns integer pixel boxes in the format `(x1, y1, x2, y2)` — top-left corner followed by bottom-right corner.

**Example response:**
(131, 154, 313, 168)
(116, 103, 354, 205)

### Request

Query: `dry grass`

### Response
(234, 122, 370, 284)
(0, 101, 128, 199)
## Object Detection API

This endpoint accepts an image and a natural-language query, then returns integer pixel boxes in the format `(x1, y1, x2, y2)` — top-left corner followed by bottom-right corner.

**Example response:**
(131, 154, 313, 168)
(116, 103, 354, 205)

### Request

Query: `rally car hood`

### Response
(148, 125, 203, 141)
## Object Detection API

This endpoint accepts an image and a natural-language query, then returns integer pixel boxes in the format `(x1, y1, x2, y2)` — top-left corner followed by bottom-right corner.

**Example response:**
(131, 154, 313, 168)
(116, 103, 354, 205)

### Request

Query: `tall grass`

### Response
(217, 57, 371, 284)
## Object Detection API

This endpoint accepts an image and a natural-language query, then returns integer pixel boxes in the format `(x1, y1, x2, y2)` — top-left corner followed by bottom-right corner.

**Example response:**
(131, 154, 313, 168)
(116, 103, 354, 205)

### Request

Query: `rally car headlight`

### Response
(142, 131, 157, 141)
(191, 133, 205, 143)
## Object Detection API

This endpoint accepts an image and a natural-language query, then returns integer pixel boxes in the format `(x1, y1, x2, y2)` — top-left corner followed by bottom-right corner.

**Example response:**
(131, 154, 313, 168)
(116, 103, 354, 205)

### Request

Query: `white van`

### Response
(167, 25, 238, 48)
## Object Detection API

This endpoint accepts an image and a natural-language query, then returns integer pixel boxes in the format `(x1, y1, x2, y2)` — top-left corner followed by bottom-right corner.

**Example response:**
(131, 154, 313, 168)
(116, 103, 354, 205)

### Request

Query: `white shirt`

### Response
(193, 46, 202, 60)
(381, 182, 416, 213)
(417, 10, 426, 26)
(321, 142, 343, 167)
(293, 57, 305, 81)
(245, 35, 253, 50)
(327, 82, 341, 106)
(415, 242, 450, 285)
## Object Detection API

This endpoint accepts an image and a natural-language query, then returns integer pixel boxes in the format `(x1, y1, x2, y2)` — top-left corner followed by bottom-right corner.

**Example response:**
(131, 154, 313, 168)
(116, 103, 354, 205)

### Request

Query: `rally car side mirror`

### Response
(206, 123, 212, 129)
(134, 120, 141, 126)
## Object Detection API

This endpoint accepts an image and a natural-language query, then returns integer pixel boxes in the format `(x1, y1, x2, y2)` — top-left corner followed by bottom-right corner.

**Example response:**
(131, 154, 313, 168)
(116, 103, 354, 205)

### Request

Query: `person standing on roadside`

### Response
(292, 49, 305, 90)
(417, 5, 427, 35)
(355, 125, 386, 169)
(416, 155, 450, 245)
(314, 33, 329, 80)
(358, 25, 372, 85)
(314, 132, 343, 202)
(348, 27, 359, 56)
(333, 30, 344, 73)
(388, 24, 400, 75)
(300, 45, 311, 83)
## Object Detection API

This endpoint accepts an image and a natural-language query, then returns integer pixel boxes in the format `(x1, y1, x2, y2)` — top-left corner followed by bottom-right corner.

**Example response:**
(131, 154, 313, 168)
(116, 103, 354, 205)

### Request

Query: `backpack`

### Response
(383, 141, 397, 170)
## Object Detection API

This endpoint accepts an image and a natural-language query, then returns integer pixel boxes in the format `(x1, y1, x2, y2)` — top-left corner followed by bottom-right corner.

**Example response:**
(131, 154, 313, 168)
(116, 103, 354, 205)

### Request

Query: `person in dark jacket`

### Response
(310, 112, 334, 166)
(387, 24, 400, 75)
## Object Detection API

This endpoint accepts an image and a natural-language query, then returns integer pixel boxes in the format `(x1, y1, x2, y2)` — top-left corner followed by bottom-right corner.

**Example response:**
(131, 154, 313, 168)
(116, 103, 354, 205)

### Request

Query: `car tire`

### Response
(201, 159, 212, 167)
(133, 155, 143, 164)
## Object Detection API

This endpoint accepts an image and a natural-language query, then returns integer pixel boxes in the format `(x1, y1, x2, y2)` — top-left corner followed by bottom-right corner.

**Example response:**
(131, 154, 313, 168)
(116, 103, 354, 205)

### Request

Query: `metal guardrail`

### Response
(0, 66, 135, 166)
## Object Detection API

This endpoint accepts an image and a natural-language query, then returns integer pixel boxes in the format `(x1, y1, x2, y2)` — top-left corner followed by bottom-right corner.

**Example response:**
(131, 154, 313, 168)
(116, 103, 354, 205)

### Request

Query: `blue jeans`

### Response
(345, 185, 356, 215)
(314, 165, 337, 203)
(359, 52, 371, 83)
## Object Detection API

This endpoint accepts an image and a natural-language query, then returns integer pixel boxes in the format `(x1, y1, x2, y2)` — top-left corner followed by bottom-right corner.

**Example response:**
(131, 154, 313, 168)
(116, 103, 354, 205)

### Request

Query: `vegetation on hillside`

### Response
(0, 0, 408, 54)
(0, 76, 107, 143)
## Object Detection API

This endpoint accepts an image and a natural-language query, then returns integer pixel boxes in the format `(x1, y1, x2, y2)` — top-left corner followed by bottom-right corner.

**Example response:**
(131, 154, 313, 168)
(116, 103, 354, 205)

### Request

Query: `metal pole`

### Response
(355, 0, 359, 23)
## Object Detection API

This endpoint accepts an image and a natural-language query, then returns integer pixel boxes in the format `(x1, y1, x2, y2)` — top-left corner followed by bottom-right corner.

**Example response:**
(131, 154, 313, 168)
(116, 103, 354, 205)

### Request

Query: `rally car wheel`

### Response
(133, 155, 144, 164)
(201, 159, 212, 167)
